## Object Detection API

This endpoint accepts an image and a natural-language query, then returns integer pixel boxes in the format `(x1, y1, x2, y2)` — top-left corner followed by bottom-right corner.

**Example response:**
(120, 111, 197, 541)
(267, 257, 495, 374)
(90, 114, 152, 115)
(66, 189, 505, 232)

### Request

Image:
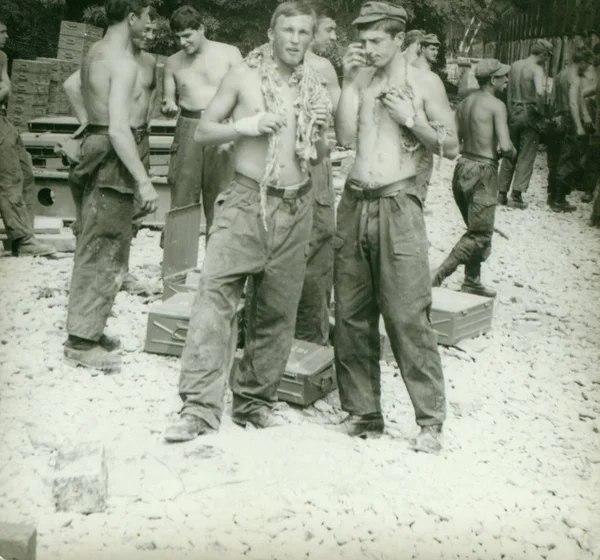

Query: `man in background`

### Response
(295, 8, 341, 346)
(497, 39, 553, 209)
(432, 59, 515, 298)
(0, 17, 56, 257)
(161, 5, 241, 244)
(414, 33, 440, 72)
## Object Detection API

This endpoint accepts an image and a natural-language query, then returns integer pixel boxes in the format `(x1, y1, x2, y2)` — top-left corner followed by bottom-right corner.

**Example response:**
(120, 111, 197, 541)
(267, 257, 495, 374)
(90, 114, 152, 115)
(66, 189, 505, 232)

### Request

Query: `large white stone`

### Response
(52, 441, 107, 514)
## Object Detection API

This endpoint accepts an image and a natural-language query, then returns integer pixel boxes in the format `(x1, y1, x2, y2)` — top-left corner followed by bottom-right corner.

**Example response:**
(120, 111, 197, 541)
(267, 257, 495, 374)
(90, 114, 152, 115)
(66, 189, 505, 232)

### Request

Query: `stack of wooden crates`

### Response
(7, 21, 102, 130)
(6, 60, 52, 131)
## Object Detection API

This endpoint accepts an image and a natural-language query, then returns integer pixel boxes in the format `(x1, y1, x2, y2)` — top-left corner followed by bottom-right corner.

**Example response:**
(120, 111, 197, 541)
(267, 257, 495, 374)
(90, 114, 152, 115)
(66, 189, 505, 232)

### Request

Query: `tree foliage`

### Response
(0, 0, 65, 62)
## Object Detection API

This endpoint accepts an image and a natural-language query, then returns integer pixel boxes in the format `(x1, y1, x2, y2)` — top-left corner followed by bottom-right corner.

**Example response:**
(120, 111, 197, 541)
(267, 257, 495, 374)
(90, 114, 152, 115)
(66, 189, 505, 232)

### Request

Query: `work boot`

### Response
(510, 191, 528, 209)
(410, 425, 443, 454)
(497, 192, 508, 205)
(120, 272, 149, 295)
(461, 260, 496, 298)
(331, 412, 385, 439)
(64, 342, 121, 373)
(581, 192, 594, 203)
(550, 199, 576, 213)
(232, 407, 289, 429)
(98, 333, 121, 352)
(164, 414, 215, 443)
(461, 277, 497, 298)
(12, 236, 56, 257)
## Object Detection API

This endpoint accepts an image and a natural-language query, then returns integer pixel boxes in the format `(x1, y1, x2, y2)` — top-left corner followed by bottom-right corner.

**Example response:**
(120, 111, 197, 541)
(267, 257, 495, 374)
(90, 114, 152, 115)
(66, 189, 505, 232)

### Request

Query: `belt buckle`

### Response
(281, 188, 298, 200)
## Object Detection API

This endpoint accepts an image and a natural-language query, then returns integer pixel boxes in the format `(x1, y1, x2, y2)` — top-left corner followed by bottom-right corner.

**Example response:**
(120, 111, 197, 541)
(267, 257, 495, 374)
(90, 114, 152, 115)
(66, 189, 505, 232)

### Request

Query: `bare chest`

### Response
(175, 57, 227, 90)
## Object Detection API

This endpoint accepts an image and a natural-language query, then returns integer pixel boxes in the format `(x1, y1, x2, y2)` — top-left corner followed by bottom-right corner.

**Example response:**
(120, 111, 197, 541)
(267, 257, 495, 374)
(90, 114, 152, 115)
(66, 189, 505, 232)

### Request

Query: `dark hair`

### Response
(475, 75, 492, 88)
(148, 6, 158, 21)
(315, 7, 336, 21)
(0, 16, 6, 27)
(403, 29, 424, 48)
(573, 46, 593, 65)
(356, 18, 406, 37)
(104, 0, 149, 26)
(170, 5, 203, 33)
(270, 1, 317, 31)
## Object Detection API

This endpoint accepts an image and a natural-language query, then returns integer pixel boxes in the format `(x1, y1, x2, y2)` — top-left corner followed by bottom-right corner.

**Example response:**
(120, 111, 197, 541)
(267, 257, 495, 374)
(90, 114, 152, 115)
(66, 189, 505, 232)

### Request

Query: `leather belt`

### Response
(345, 177, 416, 200)
(234, 172, 311, 199)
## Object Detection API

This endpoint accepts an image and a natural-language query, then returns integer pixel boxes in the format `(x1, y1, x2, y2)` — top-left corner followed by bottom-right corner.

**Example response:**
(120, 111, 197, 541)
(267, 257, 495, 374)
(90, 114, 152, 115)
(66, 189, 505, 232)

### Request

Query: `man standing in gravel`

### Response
(0, 18, 56, 258)
(164, 1, 331, 442)
(62, 7, 159, 295)
(497, 39, 553, 209)
(547, 47, 594, 213)
(63, 0, 158, 374)
(161, 5, 241, 244)
(333, 1, 458, 453)
(432, 59, 516, 298)
(295, 8, 341, 346)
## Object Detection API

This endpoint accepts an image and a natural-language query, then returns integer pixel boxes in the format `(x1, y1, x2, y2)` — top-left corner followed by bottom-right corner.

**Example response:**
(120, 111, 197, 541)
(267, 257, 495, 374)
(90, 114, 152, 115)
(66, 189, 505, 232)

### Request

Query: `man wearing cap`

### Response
(403, 29, 439, 206)
(334, 1, 458, 454)
(295, 8, 341, 346)
(414, 33, 441, 72)
(497, 39, 553, 209)
(547, 47, 594, 212)
(432, 59, 515, 297)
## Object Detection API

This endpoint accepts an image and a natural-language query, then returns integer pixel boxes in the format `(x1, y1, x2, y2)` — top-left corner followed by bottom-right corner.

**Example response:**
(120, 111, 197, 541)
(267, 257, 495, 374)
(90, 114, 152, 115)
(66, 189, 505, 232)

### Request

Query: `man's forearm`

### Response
(412, 115, 459, 159)
(335, 82, 360, 147)
(194, 120, 241, 145)
(0, 84, 10, 104)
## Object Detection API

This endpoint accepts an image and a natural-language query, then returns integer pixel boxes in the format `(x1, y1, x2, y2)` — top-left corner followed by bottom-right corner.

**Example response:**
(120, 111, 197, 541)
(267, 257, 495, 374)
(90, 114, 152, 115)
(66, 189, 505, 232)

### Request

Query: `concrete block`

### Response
(0, 216, 62, 235)
(1, 230, 76, 253)
(52, 441, 108, 514)
(0, 522, 36, 560)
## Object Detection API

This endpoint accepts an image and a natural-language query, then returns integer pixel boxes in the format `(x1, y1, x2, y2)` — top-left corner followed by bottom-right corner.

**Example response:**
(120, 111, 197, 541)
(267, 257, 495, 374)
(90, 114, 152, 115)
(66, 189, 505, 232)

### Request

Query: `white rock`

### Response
(52, 441, 107, 514)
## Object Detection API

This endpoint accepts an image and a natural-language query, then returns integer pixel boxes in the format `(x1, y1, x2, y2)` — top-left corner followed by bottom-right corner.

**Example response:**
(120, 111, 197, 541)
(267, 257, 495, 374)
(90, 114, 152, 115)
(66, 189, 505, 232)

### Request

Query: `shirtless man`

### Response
(404, 29, 437, 204)
(162, 5, 241, 241)
(333, 1, 458, 454)
(547, 47, 594, 213)
(295, 8, 341, 346)
(164, 1, 331, 442)
(63, 0, 158, 373)
(414, 33, 440, 72)
(432, 59, 515, 297)
(0, 18, 56, 257)
(497, 39, 553, 209)
(63, 8, 158, 293)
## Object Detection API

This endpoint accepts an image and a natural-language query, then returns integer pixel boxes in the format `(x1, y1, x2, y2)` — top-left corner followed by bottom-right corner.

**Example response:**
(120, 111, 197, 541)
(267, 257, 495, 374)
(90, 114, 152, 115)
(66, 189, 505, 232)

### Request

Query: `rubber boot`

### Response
(12, 236, 56, 257)
(461, 260, 497, 298)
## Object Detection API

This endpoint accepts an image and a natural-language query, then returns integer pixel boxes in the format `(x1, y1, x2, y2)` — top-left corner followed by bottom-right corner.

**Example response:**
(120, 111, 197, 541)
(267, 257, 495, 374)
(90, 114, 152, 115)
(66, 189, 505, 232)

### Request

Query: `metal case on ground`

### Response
(144, 292, 244, 358)
(276, 340, 337, 406)
(380, 287, 494, 362)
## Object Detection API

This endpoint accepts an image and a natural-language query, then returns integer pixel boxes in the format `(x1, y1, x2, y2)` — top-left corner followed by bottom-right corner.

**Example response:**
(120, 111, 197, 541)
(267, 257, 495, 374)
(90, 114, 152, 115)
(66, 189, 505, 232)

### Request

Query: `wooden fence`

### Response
(487, 0, 600, 76)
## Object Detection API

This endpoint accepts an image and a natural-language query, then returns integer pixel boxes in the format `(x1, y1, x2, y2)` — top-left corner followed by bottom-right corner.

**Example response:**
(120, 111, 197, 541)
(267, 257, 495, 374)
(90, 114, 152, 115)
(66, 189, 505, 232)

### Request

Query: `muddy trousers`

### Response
(0, 115, 36, 243)
(548, 120, 585, 203)
(295, 158, 335, 345)
(333, 182, 446, 426)
(498, 113, 539, 194)
(436, 155, 498, 283)
(178, 175, 313, 429)
(66, 185, 134, 340)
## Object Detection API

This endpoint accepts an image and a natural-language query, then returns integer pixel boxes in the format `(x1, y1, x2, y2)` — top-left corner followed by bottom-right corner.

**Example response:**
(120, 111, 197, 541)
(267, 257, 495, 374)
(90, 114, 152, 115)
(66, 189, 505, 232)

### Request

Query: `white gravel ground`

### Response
(0, 151, 599, 560)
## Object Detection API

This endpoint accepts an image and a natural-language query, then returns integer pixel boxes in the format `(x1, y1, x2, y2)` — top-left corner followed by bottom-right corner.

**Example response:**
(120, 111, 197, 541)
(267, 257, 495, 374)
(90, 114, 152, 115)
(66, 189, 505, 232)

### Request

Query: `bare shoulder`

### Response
(211, 41, 241, 60)
(165, 50, 183, 70)
(0, 50, 7, 65)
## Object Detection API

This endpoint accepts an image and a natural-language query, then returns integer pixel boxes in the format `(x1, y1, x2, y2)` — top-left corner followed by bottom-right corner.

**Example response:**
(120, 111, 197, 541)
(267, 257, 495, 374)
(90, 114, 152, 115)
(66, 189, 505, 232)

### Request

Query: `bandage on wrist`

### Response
(234, 113, 267, 137)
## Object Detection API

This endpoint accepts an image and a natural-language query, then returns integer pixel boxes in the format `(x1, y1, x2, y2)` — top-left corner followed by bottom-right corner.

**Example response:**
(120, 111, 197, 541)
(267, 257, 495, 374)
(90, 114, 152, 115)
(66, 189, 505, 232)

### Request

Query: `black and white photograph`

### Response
(0, 0, 599, 558)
